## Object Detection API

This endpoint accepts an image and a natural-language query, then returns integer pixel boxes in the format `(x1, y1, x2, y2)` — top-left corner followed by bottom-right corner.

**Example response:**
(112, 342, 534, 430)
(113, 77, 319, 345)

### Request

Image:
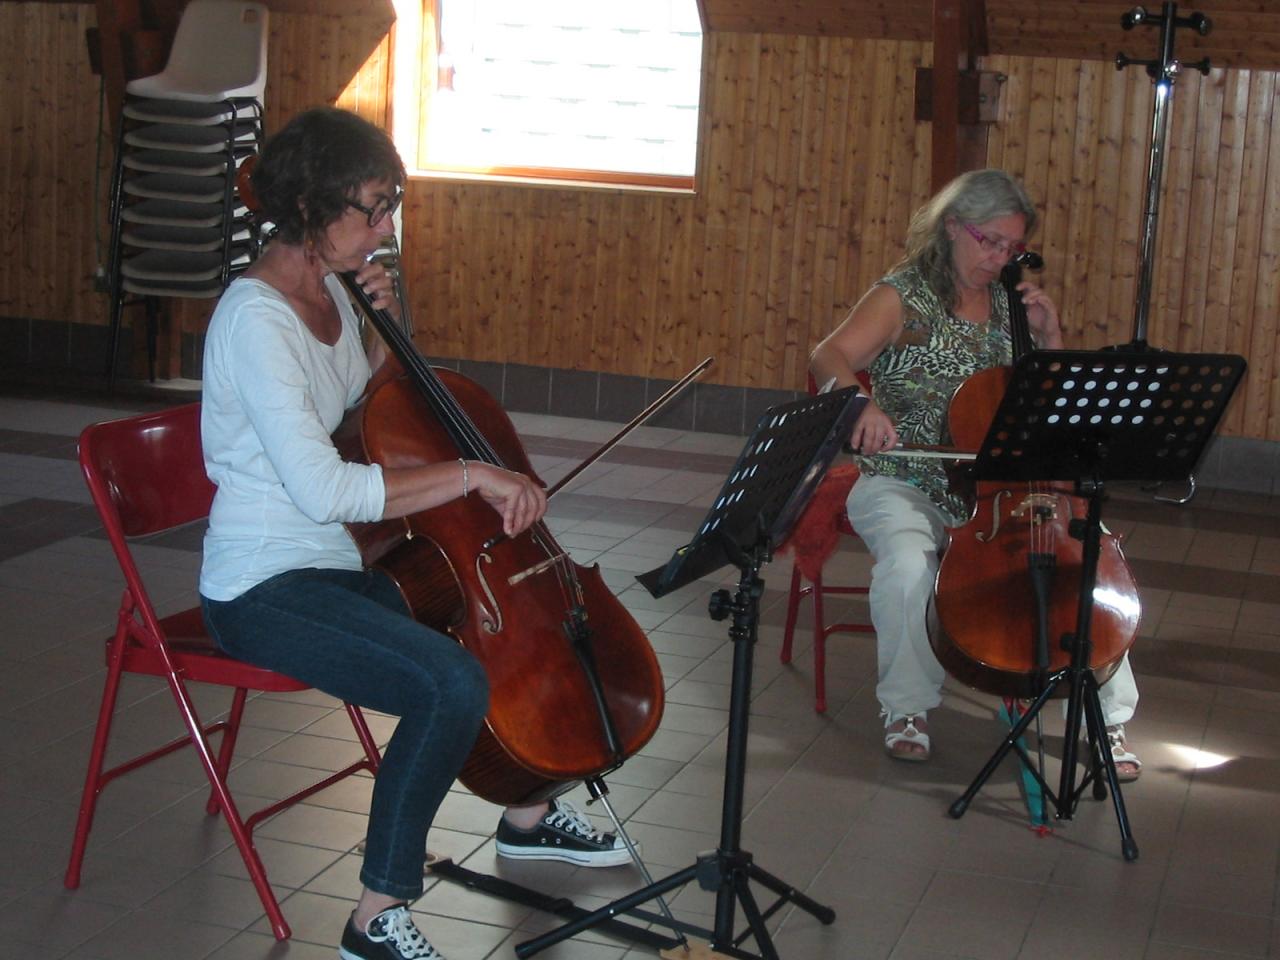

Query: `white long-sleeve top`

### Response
(199, 274, 386, 601)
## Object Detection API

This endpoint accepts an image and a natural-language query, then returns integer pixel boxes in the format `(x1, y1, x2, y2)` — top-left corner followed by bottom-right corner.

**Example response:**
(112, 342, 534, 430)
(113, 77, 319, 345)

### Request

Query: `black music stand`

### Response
(514, 386, 868, 960)
(948, 348, 1245, 861)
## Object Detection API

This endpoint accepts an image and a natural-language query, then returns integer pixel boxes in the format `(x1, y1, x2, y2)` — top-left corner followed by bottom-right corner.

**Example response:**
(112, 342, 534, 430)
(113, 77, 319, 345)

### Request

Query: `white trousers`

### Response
(846, 474, 1138, 726)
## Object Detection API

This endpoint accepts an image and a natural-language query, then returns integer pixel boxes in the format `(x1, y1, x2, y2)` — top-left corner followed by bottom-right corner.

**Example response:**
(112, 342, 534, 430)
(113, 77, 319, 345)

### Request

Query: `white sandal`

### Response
(1106, 724, 1142, 782)
(884, 714, 931, 762)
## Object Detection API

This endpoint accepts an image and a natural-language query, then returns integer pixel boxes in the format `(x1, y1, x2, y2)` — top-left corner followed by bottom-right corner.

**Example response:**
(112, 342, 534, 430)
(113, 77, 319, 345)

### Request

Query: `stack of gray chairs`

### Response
(106, 0, 268, 383)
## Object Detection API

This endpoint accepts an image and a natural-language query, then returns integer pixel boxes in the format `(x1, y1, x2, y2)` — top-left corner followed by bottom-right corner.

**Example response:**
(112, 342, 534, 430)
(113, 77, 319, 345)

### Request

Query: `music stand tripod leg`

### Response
(949, 675, 1062, 820)
(516, 551, 838, 960)
(1080, 674, 1140, 861)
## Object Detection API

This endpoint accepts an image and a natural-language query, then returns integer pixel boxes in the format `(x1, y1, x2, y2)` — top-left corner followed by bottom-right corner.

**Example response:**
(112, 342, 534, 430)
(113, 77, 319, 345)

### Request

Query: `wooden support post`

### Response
(926, 0, 992, 191)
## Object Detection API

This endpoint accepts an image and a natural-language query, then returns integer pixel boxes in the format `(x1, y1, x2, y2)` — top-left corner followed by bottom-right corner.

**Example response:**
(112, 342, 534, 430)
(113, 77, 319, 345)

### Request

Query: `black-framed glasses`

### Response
(345, 186, 403, 227)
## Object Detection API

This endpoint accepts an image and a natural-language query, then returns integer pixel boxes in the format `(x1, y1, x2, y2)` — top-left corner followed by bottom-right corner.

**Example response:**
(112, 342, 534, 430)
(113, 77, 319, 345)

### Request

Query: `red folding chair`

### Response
(65, 402, 382, 940)
(779, 373, 875, 713)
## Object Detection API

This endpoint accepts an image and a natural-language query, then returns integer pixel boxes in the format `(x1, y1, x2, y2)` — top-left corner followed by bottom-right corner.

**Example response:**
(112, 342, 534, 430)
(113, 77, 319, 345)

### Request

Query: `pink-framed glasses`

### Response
(962, 221, 1026, 258)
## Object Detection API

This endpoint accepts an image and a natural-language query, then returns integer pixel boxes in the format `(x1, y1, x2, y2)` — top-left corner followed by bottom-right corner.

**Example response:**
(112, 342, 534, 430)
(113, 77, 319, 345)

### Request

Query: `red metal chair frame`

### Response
(779, 373, 875, 713)
(65, 402, 382, 940)
(779, 513, 874, 713)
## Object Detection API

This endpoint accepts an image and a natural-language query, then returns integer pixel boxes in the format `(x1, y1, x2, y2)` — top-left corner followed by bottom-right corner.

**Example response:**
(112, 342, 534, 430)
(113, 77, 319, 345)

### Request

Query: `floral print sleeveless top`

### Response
(855, 265, 1013, 523)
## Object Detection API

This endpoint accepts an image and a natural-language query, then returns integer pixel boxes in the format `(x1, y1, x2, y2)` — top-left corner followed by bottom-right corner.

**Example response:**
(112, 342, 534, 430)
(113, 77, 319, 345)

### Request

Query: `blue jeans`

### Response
(202, 567, 489, 899)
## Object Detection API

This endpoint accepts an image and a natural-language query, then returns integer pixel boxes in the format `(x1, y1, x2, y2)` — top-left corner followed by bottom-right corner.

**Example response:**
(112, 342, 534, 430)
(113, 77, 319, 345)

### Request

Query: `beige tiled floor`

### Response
(1, 386, 1279, 959)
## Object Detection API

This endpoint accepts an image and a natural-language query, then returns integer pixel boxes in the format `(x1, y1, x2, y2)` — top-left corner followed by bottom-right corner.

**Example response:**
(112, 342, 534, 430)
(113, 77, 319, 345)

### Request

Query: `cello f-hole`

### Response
(976, 489, 1008, 542)
(475, 553, 503, 634)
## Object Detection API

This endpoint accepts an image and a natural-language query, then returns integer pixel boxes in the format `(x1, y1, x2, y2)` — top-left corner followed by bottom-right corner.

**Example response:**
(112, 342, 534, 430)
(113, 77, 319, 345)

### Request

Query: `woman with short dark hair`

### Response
(200, 107, 626, 960)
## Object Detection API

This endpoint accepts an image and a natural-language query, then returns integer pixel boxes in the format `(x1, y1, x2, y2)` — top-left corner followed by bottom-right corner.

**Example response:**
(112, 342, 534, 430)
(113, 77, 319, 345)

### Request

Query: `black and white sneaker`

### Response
(495, 798, 633, 867)
(339, 905, 445, 960)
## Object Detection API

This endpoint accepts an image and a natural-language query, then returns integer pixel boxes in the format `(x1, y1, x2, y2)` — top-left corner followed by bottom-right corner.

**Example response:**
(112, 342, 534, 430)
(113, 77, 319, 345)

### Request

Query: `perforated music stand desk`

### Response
(950, 348, 1245, 861)
(518, 386, 866, 960)
(639, 386, 868, 597)
(971, 349, 1245, 484)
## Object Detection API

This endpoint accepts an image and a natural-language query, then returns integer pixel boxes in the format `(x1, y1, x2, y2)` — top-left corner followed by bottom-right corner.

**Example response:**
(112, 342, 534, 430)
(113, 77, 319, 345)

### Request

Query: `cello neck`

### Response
(1000, 259, 1037, 361)
(338, 271, 503, 467)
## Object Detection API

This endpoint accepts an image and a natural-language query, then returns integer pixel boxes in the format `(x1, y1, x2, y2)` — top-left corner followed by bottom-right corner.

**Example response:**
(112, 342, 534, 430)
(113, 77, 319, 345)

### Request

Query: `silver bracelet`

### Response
(458, 458, 469, 497)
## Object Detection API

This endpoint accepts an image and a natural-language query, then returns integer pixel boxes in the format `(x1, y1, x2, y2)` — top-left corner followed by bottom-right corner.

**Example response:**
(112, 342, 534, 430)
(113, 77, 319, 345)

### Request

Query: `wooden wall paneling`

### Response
(807, 39, 853, 385)
(601, 191, 630, 376)
(544, 191, 578, 369)
(5, 5, 37, 319)
(470, 190, 502, 365)
(0, 4, 18, 318)
(619, 192, 661, 376)
(983, 54, 1008, 172)
(725, 35, 765, 385)
(1021, 58, 1057, 245)
(1246, 87, 1280, 440)
(778, 36, 827, 390)
(1227, 70, 1274, 438)
(262, 10, 392, 129)
(690, 32, 730, 382)
(399, 188, 431, 353)
(655, 196, 698, 378)
(1149, 71, 1196, 353)
(762, 36, 809, 383)
(55, 6, 86, 326)
(337, 29, 391, 122)
(430, 189, 464, 360)
(589, 193, 620, 373)
(508, 193, 535, 366)
(831, 39, 871, 341)
(856, 42, 903, 300)
(562, 191, 595, 372)
(992, 55, 1029, 179)
(742, 35, 785, 387)
(695, 33, 749, 384)
(463, 188, 496, 362)
(23, 8, 55, 322)
(1039, 58, 1081, 320)
(469, 187, 499, 364)
(1100, 66, 1149, 350)
(1058, 59, 1101, 345)
(1176, 70, 1226, 354)
(906, 46, 934, 250)
(1076, 65, 1126, 349)
(503, 191, 534, 370)
(694, 31, 733, 383)
(886, 42, 927, 277)
(496, 194, 526, 366)
(1202, 69, 1249, 366)
(453, 186, 482, 362)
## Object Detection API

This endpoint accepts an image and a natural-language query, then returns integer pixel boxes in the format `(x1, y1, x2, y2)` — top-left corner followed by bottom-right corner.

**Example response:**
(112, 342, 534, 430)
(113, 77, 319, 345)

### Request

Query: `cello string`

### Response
(341, 273, 571, 573)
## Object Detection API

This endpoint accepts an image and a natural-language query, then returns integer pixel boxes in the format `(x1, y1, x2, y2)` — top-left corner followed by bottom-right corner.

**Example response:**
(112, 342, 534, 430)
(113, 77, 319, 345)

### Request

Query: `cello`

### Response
(927, 257, 1142, 700)
(332, 274, 666, 807)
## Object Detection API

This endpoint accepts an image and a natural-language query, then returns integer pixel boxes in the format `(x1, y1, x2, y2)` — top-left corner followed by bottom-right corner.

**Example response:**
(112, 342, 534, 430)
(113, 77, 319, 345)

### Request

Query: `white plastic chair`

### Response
(126, 0, 269, 103)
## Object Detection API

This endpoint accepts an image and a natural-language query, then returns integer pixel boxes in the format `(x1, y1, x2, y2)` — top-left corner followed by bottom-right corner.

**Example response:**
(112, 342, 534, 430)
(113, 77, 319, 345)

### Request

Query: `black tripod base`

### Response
(514, 848, 835, 960)
(949, 669, 1139, 862)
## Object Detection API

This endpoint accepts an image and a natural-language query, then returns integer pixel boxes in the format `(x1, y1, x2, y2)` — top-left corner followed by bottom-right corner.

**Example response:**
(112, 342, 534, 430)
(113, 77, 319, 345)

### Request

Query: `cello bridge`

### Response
(1012, 493, 1059, 526)
(976, 490, 1060, 542)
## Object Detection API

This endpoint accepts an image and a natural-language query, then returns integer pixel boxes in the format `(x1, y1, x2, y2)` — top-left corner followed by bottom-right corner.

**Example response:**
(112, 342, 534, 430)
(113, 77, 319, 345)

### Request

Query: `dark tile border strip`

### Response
(7, 333, 1277, 491)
